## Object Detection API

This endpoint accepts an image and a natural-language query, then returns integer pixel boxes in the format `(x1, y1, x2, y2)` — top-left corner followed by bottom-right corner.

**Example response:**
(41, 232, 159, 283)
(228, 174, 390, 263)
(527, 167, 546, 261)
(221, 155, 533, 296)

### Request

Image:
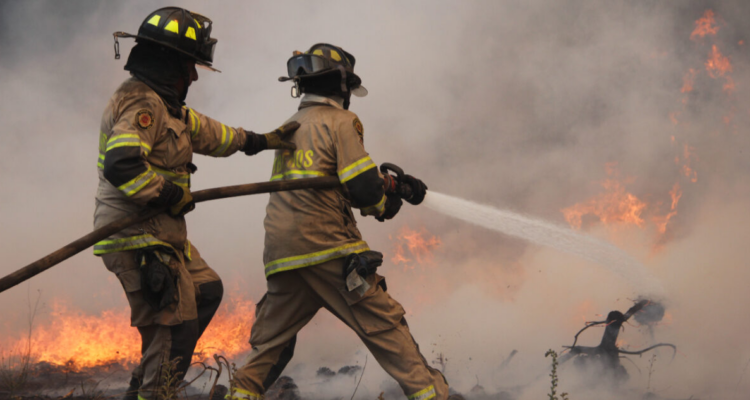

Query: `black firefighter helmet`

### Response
(113, 7, 219, 71)
(279, 43, 368, 98)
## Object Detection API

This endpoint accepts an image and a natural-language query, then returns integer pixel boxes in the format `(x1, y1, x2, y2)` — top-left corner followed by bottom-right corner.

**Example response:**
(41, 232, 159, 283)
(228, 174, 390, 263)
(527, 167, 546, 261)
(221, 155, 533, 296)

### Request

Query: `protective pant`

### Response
(231, 258, 448, 400)
(103, 244, 223, 400)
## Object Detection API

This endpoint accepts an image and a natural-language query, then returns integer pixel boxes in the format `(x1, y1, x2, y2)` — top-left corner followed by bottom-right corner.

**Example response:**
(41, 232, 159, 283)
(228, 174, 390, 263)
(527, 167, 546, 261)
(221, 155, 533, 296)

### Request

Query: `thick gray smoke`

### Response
(2, 1, 750, 399)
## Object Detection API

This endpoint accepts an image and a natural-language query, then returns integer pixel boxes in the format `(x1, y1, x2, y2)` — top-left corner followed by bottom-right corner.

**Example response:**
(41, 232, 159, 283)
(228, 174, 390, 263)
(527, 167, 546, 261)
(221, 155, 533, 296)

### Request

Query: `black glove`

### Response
(376, 194, 402, 222)
(343, 251, 384, 278)
(137, 250, 178, 312)
(401, 174, 428, 205)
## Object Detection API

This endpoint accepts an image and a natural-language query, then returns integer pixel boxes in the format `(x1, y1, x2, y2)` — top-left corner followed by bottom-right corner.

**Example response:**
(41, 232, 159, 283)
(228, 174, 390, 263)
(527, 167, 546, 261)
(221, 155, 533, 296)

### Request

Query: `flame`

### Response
(680, 68, 697, 94)
(390, 225, 441, 271)
(0, 293, 255, 372)
(652, 183, 682, 235)
(681, 144, 698, 183)
(690, 10, 719, 41)
(705, 45, 732, 78)
(561, 163, 647, 230)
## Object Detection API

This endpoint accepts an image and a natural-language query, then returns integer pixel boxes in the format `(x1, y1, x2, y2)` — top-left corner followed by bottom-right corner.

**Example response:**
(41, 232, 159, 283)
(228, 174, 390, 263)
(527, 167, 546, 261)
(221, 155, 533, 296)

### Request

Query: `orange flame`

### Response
(681, 144, 698, 183)
(1, 293, 255, 372)
(652, 183, 682, 235)
(561, 164, 647, 230)
(390, 226, 441, 271)
(690, 10, 719, 41)
(705, 45, 732, 78)
(681, 68, 697, 94)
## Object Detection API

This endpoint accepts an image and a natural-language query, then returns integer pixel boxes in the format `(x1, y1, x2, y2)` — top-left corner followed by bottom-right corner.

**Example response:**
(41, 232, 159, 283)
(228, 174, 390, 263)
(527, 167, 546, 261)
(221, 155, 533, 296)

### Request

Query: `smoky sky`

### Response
(2, 1, 750, 398)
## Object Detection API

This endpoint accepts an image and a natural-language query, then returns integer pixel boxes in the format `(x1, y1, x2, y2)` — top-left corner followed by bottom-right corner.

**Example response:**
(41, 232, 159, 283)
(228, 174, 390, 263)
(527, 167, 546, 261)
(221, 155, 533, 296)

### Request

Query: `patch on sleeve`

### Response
(353, 118, 364, 135)
(135, 109, 154, 130)
(353, 117, 364, 144)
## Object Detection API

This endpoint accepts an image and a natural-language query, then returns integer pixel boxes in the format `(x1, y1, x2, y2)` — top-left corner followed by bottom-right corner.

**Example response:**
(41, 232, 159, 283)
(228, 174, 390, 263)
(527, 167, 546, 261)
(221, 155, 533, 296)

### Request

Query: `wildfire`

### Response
(705, 45, 732, 79)
(690, 10, 719, 41)
(390, 225, 441, 271)
(561, 164, 647, 230)
(0, 292, 255, 372)
(680, 68, 697, 94)
(652, 183, 682, 235)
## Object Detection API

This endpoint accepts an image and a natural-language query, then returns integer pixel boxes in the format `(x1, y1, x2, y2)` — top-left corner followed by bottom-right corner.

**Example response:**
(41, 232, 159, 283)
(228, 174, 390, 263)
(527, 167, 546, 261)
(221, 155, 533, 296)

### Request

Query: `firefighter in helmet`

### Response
(96, 8, 297, 400)
(229, 44, 454, 400)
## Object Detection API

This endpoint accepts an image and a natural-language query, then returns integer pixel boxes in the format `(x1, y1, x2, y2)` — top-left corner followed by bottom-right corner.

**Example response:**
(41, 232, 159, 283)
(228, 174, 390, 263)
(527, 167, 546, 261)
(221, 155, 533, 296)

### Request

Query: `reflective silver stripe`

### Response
(264, 241, 369, 278)
(408, 386, 436, 400)
(93, 234, 172, 255)
(97, 153, 105, 169)
(106, 134, 151, 154)
(117, 169, 156, 197)
(225, 388, 263, 400)
(338, 156, 376, 183)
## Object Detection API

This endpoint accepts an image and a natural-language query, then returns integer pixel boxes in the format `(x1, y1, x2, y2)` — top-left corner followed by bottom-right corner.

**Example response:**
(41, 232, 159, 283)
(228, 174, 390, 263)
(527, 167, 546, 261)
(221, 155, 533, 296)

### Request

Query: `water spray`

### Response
(422, 191, 665, 297)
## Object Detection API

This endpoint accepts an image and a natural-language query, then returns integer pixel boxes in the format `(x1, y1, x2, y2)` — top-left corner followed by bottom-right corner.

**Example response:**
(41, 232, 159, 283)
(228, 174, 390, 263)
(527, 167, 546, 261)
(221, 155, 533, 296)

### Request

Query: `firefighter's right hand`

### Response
(376, 194, 402, 222)
(263, 121, 299, 151)
(168, 185, 195, 217)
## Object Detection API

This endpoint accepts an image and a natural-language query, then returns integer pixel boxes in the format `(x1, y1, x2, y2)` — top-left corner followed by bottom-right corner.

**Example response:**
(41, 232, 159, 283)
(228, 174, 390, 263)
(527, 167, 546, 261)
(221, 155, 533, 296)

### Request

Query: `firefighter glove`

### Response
(376, 194, 402, 222)
(138, 250, 178, 312)
(168, 184, 195, 217)
(401, 174, 428, 205)
(243, 121, 299, 155)
(343, 250, 384, 278)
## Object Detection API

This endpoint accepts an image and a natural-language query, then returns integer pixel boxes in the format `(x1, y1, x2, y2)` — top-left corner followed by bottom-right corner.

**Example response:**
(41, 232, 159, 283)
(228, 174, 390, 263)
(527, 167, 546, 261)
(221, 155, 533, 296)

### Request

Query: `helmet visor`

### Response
(287, 54, 330, 78)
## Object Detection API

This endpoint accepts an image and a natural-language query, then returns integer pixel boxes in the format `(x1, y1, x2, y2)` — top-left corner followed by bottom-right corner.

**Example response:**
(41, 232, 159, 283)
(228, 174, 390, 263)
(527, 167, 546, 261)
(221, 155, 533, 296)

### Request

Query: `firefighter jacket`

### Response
(263, 94, 387, 278)
(93, 77, 247, 257)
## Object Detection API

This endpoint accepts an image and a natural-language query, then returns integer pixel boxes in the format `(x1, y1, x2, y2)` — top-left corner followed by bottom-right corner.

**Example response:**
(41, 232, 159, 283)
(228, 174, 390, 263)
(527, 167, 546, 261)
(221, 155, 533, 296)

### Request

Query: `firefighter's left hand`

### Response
(376, 194, 402, 222)
(263, 121, 299, 151)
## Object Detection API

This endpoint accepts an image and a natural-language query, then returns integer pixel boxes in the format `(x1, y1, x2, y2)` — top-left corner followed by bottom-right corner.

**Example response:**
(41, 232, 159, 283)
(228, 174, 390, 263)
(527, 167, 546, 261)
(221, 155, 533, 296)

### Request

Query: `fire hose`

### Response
(0, 176, 341, 294)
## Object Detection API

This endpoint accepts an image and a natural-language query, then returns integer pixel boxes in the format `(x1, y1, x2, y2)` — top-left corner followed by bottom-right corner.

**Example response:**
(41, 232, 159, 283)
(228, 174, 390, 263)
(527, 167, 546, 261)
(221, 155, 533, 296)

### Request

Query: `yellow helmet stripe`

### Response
(185, 27, 197, 40)
(147, 15, 161, 27)
(164, 19, 179, 34)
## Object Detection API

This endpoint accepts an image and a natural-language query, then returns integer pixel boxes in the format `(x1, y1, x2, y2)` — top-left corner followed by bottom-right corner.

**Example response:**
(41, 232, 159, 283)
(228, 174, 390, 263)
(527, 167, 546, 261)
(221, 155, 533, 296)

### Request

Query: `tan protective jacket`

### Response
(93, 77, 247, 257)
(263, 95, 386, 278)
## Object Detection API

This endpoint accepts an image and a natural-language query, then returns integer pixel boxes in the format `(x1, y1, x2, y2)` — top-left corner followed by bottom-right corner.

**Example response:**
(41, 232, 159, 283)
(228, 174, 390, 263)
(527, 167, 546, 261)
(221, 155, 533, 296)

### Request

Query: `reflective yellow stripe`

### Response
(338, 156, 376, 183)
(93, 234, 172, 255)
(269, 170, 327, 181)
(360, 194, 387, 216)
(186, 108, 201, 137)
(185, 26, 197, 40)
(210, 124, 233, 157)
(225, 387, 263, 400)
(147, 15, 161, 27)
(184, 240, 192, 261)
(138, 395, 149, 400)
(164, 19, 179, 34)
(264, 241, 369, 278)
(97, 154, 105, 170)
(408, 386, 436, 400)
(117, 169, 156, 197)
(106, 134, 152, 154)
(151, 166, 190, 188)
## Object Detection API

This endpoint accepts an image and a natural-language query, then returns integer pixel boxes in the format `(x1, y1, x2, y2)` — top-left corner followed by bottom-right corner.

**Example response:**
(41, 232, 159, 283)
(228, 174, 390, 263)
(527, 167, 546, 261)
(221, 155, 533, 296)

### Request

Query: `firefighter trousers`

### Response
(102, 244, 223, 400)
(231, 258, 449, 400)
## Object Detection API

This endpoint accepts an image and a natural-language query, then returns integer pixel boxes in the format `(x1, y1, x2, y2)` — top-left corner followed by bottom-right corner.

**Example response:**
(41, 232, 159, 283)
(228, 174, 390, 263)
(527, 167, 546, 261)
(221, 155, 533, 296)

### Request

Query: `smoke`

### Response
(2, 1, 750, 398)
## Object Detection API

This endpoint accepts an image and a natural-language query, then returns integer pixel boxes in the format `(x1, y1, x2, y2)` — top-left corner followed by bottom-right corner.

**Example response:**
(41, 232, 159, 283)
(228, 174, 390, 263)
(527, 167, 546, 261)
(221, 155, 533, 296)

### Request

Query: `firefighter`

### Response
(230, 44, 453, 400)
(95, 8, 297, 400)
